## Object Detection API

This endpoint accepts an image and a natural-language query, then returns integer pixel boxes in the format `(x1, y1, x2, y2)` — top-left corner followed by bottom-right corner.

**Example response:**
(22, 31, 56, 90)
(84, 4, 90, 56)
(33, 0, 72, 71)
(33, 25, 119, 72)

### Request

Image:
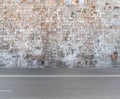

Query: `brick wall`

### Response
(0, 0, 120, 68)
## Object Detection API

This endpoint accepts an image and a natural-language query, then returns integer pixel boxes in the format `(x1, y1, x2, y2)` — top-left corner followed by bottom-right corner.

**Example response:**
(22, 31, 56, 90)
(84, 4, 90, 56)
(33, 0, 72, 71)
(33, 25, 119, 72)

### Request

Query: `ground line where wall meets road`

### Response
(0, 75, 120, 77)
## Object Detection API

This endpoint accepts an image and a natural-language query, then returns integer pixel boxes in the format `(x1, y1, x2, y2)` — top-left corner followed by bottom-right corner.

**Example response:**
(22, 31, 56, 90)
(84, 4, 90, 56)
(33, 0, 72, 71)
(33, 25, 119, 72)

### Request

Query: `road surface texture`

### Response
(0, 68, 120, 99)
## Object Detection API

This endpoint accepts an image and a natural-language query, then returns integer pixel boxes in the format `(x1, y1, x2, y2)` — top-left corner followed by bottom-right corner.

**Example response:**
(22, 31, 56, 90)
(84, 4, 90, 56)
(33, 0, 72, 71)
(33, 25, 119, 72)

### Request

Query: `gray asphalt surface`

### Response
(0, 69, 120, 99)
(0, 77, 120, 99)
(0, 68, 120, 75)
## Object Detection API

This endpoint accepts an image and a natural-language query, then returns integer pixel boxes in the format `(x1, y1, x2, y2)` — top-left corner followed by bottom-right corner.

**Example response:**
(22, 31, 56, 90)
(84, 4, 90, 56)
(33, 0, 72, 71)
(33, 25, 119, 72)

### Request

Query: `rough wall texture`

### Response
(0, 0, 120, 68)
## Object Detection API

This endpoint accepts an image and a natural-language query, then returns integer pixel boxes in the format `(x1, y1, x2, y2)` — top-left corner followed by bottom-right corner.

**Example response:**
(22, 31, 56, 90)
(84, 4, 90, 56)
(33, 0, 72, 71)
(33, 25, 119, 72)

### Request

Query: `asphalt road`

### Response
(0, 69, 120, 99)
(0, 68, 120, 75)
(1, 77, 120, 99)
